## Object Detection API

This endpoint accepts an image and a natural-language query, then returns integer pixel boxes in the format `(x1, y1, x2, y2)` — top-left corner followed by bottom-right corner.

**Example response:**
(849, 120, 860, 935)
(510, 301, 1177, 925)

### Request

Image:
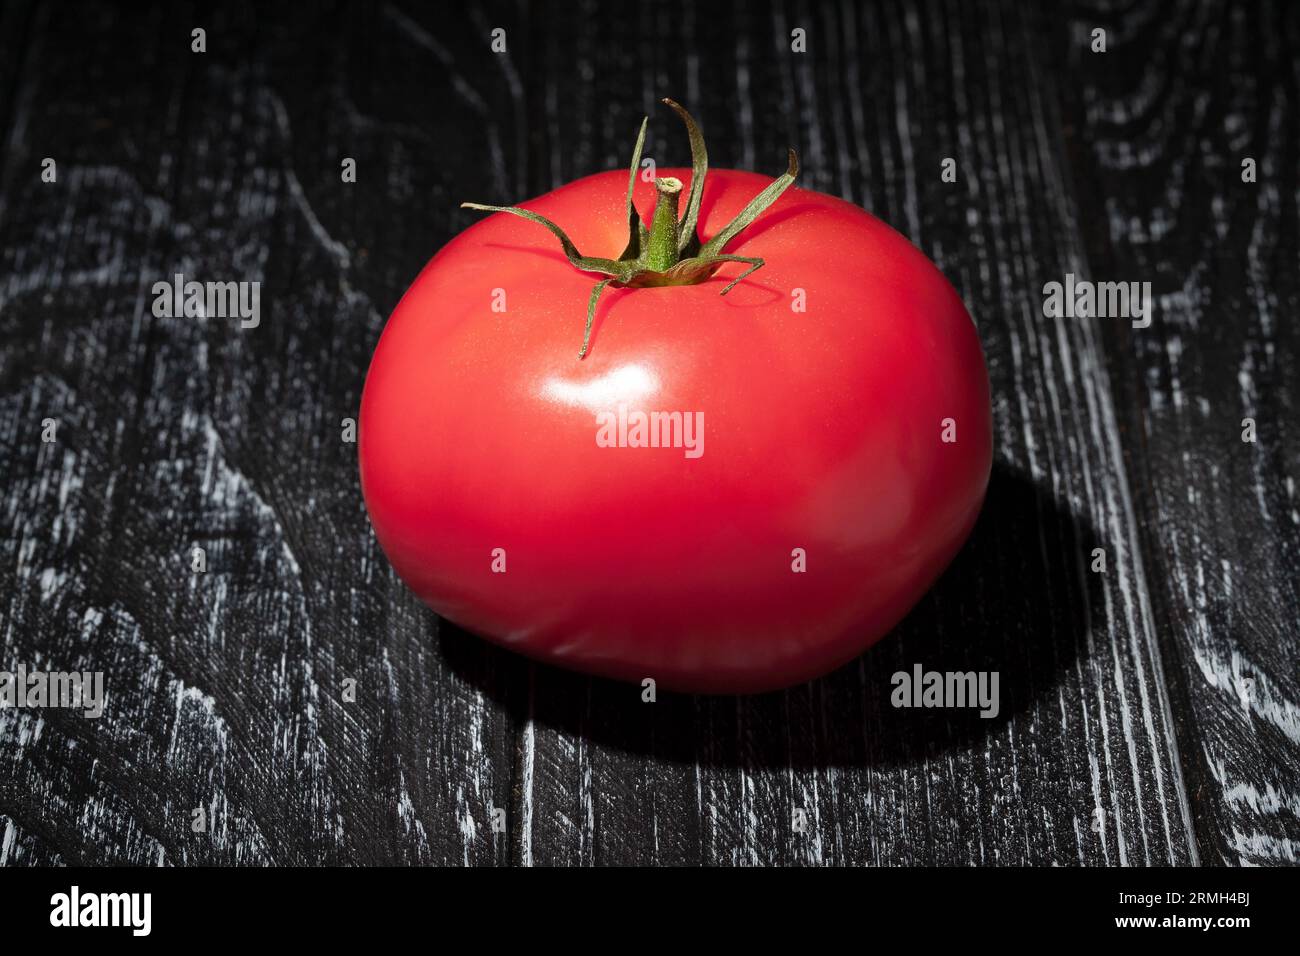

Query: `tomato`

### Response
(360, 103, 991, 693)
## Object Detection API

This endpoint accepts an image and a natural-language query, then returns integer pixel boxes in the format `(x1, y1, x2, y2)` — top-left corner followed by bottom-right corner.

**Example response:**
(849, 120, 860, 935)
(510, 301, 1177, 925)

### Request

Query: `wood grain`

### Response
(0, 0, 1293, 866)
(1056, 0, 1300, 865)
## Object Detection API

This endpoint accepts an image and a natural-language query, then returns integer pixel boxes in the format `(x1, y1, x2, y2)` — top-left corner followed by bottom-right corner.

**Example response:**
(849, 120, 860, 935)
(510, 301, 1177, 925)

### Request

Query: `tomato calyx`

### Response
(461, 98, 800, 359)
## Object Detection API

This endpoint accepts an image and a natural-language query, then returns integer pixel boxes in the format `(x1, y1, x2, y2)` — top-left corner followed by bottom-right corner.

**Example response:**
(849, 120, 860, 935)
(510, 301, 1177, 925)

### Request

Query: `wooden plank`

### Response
(0, 0, 520, 865)
(1055, 0, 1300, 865)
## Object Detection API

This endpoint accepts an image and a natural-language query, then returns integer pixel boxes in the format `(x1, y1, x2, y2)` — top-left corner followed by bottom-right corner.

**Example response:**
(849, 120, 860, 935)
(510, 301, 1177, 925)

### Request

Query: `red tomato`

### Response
(360, 166, 991, 693)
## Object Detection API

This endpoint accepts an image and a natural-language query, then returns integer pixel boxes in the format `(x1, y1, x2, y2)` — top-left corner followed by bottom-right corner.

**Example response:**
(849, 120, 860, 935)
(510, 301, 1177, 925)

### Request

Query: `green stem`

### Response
(644, 177, 683, 271)
(460, 100, 800, 359)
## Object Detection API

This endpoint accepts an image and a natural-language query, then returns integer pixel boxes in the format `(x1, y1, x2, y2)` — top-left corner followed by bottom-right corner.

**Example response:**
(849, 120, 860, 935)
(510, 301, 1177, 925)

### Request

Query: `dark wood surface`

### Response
(0, 0, 1296, 866)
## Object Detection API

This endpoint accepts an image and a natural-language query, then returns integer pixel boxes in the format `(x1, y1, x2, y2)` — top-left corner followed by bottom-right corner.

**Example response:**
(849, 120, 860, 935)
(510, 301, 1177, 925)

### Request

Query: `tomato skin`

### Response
(359, 168, 992, 693)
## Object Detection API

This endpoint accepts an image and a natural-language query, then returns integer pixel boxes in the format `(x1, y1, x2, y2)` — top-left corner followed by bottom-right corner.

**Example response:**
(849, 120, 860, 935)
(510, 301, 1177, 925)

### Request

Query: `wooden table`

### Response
(0, 0, 1296, 866)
